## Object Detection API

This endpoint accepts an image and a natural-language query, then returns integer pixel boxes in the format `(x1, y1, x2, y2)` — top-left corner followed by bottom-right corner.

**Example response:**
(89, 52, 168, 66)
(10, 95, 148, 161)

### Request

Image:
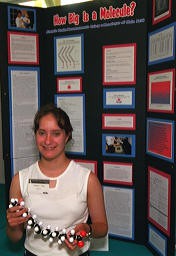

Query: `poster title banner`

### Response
(53, 2, 137, 27)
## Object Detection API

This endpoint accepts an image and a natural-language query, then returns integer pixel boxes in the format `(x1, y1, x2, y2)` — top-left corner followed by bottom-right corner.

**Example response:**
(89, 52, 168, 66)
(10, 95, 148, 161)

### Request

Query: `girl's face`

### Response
(35, 113, 69, 161)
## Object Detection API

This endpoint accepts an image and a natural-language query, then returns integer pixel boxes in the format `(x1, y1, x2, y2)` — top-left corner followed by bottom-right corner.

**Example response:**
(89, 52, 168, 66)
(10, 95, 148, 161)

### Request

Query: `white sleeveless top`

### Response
(19, 160, 91, 256)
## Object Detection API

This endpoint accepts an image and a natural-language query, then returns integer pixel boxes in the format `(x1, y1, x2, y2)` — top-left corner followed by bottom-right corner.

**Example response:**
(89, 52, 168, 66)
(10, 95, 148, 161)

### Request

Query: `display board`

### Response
(2, 1, 175, 256)
(147, 0, 176, 255)
(39, 0, 147, 246)
(1, 0, 146, 245)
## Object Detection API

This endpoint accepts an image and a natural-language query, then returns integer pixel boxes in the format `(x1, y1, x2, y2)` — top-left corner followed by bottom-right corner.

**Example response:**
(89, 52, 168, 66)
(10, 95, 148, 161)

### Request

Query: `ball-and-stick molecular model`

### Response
(9, 198, 90, 248)
(9, 198, 28, 218)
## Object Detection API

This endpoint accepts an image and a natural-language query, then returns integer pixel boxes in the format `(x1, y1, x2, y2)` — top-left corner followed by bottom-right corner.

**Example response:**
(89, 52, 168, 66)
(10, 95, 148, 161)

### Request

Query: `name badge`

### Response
(28, 179, 50, 194)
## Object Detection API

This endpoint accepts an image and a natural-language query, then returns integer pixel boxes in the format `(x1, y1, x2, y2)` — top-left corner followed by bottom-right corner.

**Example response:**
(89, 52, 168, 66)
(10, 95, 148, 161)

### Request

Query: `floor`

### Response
(0, 184, 153, 255)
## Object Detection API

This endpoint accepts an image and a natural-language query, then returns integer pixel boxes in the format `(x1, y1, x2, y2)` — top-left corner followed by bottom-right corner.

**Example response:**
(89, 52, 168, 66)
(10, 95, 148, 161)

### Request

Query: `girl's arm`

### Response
(6, 173, 29, 242)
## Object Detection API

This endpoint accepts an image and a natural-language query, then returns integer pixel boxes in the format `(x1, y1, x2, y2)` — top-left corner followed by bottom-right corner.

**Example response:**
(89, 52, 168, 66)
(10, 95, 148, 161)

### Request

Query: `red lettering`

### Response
(68, 12, 80, 25)
(99, 3, 136, 20)
(53, 14, 67, 26)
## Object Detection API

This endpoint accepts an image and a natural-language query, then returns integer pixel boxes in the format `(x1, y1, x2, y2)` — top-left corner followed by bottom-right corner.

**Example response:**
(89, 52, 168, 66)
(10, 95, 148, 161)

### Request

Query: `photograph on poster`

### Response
(74, 159, 97, 175)
(54, 34, 84, 75)
(8, 6, 36, 31)
(102, 134, 135, 157)
(8, 31, 39, 65)
(146, 118, 174, 162)
(148, 69, 175, 113)
(103, 88, 135, 109)
(57, 77, 82, 93)
(102, 114, 136, 130)
(148, 23, 175, 65)
(103, 186, 134, 239)
(103, 161, 133, 185)
(152, 0, 171, 24)
(8, 66, 40, 175)
(148, 224, 167, 256)
(148, 166, 171, 236)
(103, 43, 136, 85)
(55, 94, 86, 155)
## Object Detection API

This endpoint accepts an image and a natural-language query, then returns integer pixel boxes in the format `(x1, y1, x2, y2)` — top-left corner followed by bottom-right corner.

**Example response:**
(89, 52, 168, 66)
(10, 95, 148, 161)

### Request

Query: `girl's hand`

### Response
(6, 205, 29, 228)
(64, 229, 78, 251)
(64, 224, 88, 251)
